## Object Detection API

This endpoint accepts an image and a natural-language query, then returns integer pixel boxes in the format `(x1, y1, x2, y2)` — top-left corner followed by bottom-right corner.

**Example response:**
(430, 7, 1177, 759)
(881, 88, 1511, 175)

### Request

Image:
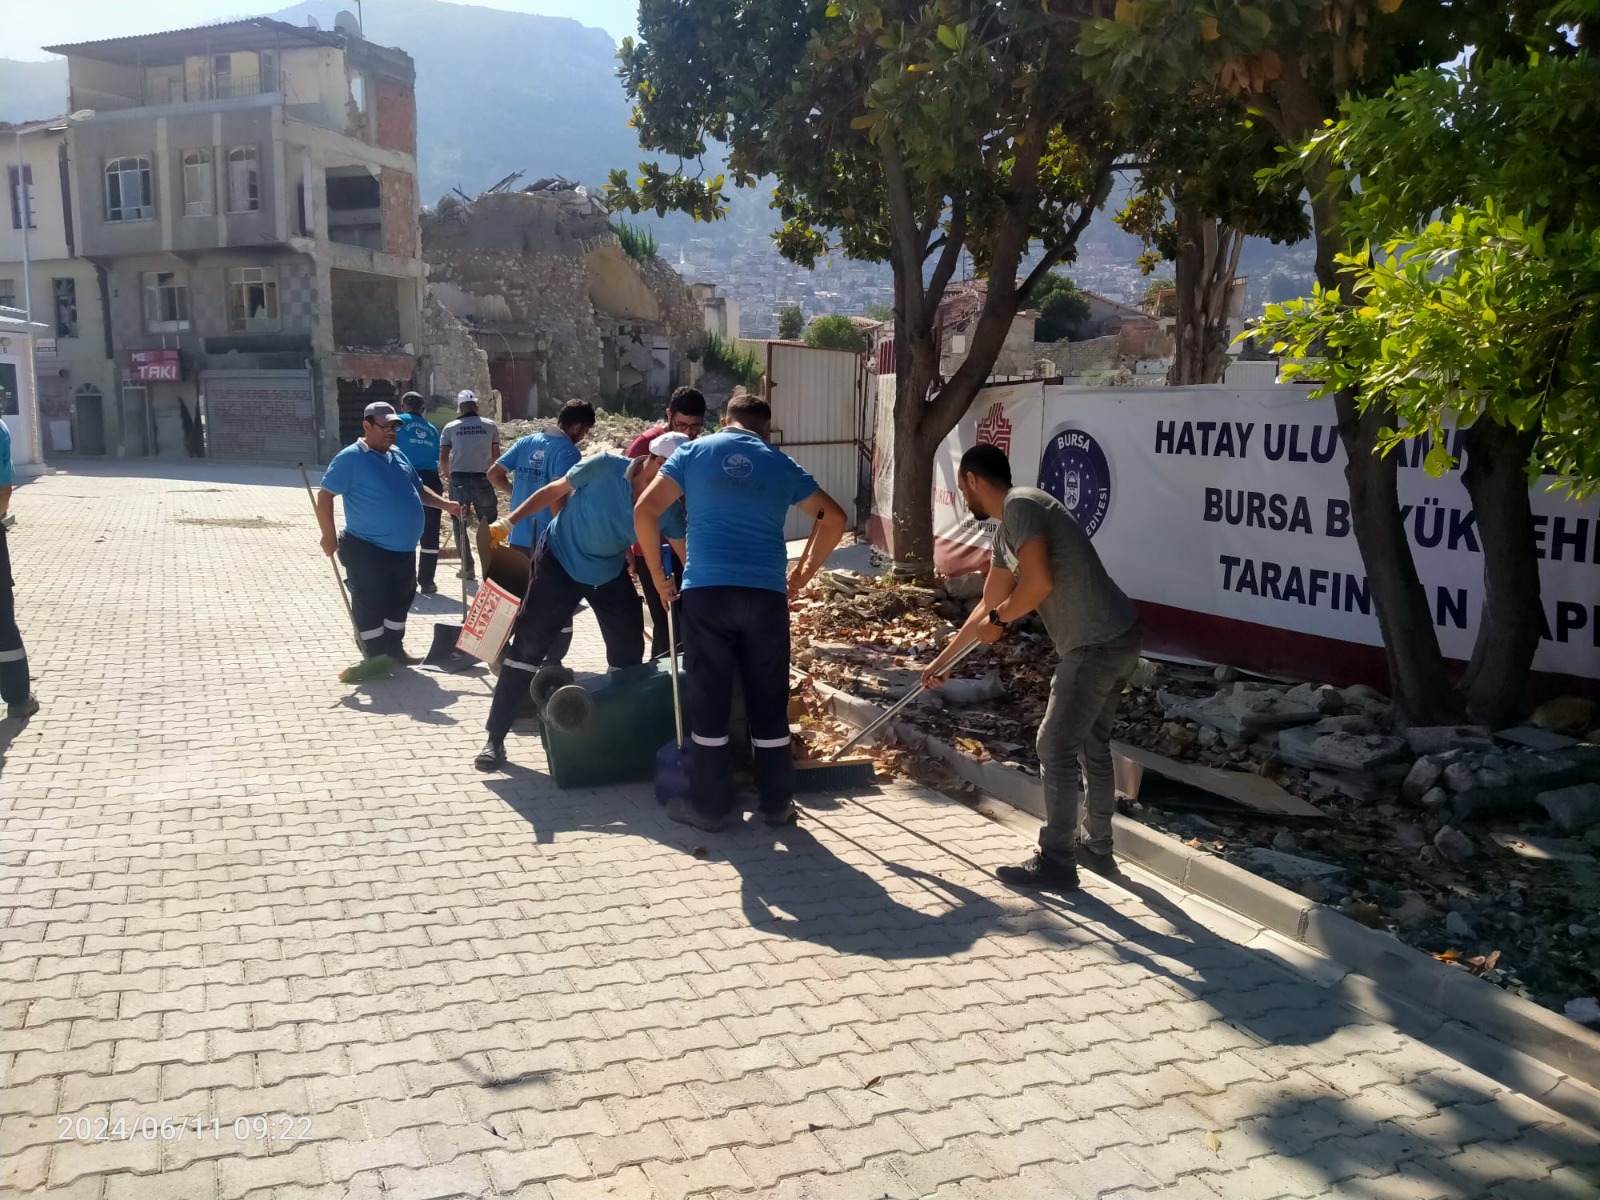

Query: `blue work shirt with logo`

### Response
(320, 441, 425, 552)
(497, 427, 581, 549)
(395, 413, 441, 471)
(660, 429, 818, 594)
(0, 420, 13, 487)
(546, 453, 684, 587)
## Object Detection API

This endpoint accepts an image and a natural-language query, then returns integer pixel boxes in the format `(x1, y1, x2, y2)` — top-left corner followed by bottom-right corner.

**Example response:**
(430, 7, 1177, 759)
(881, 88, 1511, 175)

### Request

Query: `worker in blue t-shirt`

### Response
(0, 418, 38, 721)
(315, 402, 461, 662)
(487, 399, 593, 673)
(635, 394, 847, 830)
(489, 399, 593, 557)
(394, 392, 444, 593)
(473, 435, 688, 771)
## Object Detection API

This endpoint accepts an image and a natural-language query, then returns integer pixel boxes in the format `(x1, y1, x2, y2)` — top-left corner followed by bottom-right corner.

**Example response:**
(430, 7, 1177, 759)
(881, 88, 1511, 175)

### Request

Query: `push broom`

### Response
(793, 637, 983, 793)
(300, 466, 399, 683)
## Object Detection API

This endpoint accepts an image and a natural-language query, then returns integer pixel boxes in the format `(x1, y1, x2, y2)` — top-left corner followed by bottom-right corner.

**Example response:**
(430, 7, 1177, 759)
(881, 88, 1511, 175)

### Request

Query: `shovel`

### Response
(423, 499, 478, 671)
(655, 551, 691, 806)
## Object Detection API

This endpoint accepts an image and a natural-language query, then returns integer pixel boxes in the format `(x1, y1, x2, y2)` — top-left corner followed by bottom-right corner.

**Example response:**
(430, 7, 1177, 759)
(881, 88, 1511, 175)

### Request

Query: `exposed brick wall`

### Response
(374, 77, 416, 155)
(381, 168, 420, 261)
(205, 377, 316, 460)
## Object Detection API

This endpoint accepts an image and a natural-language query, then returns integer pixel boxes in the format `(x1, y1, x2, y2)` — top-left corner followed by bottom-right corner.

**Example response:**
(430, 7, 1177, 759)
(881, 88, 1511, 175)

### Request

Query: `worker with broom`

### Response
(395, 392, 444, 594)
(635, 392, 848, 831)
(920, 443, 1141, 893)
(316, 401, 461, 665)
(474, 432, 689, 772)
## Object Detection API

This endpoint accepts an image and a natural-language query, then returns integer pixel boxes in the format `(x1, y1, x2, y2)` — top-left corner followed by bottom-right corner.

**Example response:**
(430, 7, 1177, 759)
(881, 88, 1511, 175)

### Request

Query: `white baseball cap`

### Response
(649, 431, 688, 459)
(456, 389, 478, 410)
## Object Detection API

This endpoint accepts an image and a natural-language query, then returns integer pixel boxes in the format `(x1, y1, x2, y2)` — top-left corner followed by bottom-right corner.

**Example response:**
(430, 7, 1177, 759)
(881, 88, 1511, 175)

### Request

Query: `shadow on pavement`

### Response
(337, 667, 462, 725)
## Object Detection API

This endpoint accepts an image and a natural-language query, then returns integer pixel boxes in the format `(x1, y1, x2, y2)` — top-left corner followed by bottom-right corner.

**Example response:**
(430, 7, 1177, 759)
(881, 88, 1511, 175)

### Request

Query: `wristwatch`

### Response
(986, 607, 1005, 628)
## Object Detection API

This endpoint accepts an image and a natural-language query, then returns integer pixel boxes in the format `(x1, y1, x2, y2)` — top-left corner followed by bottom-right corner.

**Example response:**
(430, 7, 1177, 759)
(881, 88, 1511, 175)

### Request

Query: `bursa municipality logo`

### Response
(1039, 427, 1111, 537)
(722, 452, 754, 479)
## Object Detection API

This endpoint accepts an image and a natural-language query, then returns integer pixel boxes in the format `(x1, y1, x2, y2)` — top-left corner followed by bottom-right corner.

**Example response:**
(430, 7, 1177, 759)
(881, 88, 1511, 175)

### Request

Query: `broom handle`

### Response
(299, 464, 366, 658)
(664, 546, 684, 749)
(830, 638, 983, 760)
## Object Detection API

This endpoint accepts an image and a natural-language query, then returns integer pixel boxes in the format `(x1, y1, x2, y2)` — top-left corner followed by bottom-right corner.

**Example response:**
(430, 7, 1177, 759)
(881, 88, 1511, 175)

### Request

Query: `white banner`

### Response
(935, 383, 1600, 683)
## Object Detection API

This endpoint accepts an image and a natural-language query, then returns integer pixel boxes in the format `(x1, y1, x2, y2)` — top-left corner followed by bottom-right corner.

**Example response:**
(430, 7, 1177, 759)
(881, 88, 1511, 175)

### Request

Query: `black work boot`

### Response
(1076, 844, 1121, 879)
(995, 851, 1080, 893)
(474, 737, 506, 771)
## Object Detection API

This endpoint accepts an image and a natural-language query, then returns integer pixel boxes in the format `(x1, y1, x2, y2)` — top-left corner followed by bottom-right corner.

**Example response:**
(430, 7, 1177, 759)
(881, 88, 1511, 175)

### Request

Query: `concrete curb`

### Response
(808, 678, 1600, 1131)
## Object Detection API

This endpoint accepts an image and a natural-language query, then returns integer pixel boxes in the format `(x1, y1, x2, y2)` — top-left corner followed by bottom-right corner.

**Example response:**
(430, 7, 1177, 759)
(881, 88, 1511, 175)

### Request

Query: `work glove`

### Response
(489, 517, 513, 548)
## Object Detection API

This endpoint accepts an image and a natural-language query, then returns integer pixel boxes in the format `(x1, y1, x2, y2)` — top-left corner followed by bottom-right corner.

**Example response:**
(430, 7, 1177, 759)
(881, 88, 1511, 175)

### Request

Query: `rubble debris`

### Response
(1531, 696, 1599, 737)
(1405, 725, 1494, 755)
(787, 572, 1600, 1019)
(1535, 783, 1600, 834)
(1433, 825, 1478, 862)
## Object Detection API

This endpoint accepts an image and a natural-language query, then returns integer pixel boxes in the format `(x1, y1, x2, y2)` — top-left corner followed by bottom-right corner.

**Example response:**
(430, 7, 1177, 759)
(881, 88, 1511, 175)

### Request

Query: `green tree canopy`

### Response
(804, 315, 871, 354)
(1023, 272, 1092, 343)
(1258, 52, 1600, 496)
(610, 0, 1118, 573)
(776, 304, 805, 341)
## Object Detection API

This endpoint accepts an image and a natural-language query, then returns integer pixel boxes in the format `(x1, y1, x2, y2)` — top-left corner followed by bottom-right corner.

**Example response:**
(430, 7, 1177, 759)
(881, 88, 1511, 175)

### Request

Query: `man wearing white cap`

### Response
(474, 433, 688, 771)
(315, 401, 461, 661)
(439, 390, 501, 582)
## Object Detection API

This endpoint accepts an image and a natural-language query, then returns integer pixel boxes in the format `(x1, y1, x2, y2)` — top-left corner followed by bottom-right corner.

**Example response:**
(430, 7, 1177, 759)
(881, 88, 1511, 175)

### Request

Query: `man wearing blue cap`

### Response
(316, 401, 461, 662)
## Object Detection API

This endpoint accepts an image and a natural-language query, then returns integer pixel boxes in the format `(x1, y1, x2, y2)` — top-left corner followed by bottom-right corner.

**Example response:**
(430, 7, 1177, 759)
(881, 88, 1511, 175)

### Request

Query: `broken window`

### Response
(182, 149, 213, 216)
(8, 165, 35, 230)
(142, 271, 190, 333)
(227, 146, 259, 213)
(227, 266, 278, 331)
(325, 169, 382, 249)
(105, 156, 153, 222)
(53, 278, 77, 338)
(0, 279, 14, 309)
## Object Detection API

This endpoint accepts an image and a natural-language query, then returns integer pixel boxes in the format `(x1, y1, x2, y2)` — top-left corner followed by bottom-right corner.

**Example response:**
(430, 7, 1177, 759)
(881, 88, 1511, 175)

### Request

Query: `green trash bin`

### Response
(539, 656, 747, 789)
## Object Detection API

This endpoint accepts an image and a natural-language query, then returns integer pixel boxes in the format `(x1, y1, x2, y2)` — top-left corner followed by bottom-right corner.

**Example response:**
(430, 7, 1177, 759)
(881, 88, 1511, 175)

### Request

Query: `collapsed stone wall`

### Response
(420, 293, 493, 416)
(636, 253, 706, 377)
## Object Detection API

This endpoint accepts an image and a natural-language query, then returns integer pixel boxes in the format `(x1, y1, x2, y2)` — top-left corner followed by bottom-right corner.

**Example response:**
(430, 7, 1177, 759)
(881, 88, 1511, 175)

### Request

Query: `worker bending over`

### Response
(474, 432, 688, 771)
(922, 444, 1141, 892)
(636, 393, 846, 830)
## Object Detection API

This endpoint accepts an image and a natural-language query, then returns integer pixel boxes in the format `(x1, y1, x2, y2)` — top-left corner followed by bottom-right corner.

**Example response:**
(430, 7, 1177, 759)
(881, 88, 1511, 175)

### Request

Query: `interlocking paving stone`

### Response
(2, 463, 1598, 1200)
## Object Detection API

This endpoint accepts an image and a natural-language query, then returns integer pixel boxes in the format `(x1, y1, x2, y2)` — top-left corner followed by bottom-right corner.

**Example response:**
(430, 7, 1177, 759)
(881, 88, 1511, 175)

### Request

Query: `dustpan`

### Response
(424, 504, 478, 671)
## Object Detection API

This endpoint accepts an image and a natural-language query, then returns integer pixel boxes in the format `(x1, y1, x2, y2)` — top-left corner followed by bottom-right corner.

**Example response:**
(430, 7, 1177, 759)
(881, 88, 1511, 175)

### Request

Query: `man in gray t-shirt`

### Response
(440, 390, 502, 581)
(923, 443, 1141, 893)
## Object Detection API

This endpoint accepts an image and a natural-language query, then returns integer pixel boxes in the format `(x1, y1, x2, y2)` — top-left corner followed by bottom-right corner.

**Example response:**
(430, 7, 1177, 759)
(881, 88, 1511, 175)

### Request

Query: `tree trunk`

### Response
(1459, 418, 1543, 726)
(1167, 205, 1243, 386)
(1279, 61, 1457, 721)
(887, 314, 944, 577)
(1335, 392, 1462, 722)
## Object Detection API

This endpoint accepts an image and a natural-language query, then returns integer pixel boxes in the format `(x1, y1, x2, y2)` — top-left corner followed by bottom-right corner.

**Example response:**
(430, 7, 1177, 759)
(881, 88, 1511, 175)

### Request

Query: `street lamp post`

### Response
(13, 109, 94, 325)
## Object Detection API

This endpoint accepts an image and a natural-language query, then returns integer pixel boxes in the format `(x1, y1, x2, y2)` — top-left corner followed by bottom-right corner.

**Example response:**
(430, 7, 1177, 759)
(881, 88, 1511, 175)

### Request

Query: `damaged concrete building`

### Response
(423, 182, 703, 419)
(41, 15, 469, 462)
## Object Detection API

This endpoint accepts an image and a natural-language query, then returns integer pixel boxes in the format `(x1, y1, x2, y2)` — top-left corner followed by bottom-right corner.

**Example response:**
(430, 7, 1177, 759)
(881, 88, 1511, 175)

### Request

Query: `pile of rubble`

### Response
(789, 569, 1600, 1023)
(498, 408, 654, 458)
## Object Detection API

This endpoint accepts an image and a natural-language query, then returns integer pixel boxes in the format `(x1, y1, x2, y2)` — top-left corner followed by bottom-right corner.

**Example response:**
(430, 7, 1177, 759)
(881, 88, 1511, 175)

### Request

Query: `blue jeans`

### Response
(681, 586, 794, 818)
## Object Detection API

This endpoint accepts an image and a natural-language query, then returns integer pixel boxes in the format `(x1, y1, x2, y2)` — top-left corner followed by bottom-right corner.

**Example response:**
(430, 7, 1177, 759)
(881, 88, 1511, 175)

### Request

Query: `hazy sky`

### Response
(6, 0, 639, 60)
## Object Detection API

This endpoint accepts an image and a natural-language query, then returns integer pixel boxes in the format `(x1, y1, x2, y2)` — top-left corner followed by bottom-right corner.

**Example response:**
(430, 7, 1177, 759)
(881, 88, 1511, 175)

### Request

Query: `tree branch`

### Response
(880, 140, 929, 327)
(925, 200, 969, 323)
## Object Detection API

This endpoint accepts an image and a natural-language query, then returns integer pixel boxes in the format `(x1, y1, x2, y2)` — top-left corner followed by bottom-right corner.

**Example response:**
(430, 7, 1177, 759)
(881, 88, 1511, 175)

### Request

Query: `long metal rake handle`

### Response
(829, 637, 983, 760)
(663, 548, 684, 750)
